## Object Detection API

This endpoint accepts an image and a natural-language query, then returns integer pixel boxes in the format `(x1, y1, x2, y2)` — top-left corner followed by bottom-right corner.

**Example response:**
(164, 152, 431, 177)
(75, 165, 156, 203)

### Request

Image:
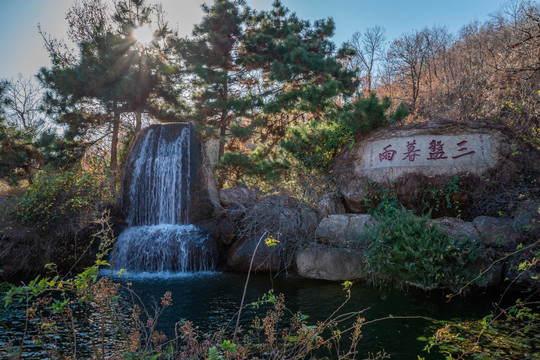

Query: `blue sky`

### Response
(0, 0, 506, 80)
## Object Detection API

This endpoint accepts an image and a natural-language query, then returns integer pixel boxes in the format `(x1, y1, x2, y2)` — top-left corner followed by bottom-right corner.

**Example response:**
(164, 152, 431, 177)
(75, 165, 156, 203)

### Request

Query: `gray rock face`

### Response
(472, 216, 520, 247)
(315, 214, 377, 247)
(295, 247, 364, 281)
(513, 201, 540, 236)
(428, 217, 480, 239)
(219, 187, 258, 208)
(203, 136, 220, 169)
(337, 178, 369, 213)
(316, 193, 347, 218)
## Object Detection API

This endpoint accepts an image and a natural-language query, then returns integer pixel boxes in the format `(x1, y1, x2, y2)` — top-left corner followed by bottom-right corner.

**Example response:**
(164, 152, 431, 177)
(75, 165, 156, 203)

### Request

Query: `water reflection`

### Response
(1, 272, 499, 359)
(123, 272, 497, 359)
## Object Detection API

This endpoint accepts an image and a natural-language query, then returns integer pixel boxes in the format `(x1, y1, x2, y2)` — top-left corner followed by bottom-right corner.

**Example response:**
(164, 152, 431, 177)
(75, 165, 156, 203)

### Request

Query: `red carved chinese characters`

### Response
(379, 145, 397, 162)
(427, 140, 448, 160)
(452, 140, 475, 159)
(402, 140, 420, 161)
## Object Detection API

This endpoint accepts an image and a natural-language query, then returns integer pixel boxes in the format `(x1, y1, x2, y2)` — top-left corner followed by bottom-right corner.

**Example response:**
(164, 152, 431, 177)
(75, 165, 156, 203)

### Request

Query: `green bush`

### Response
(16, 168, 103, 232)
(216, 151, 288, 188)
(421, 176, 463, 218)
(280, 119, 349, 171)
(362, 180, 399, 217)
(281, 94, 408, 172)
(363, 207, 484, 290)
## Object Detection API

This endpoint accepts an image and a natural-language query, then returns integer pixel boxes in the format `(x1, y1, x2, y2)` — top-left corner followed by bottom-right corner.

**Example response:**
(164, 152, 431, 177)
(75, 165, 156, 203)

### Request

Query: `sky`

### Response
(0, 0, 509, 80)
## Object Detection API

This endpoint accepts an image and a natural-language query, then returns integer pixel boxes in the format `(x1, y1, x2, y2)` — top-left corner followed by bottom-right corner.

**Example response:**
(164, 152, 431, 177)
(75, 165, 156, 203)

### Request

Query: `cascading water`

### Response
(112, 124, 216, 273)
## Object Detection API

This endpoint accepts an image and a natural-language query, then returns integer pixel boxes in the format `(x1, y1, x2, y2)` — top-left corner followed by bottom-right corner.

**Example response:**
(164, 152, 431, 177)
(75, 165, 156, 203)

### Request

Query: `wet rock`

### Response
(121, 123, 219, 224)
(295, 246, 365, 281)
(217, 218, 236, 246)
(226, 235, 280, 273)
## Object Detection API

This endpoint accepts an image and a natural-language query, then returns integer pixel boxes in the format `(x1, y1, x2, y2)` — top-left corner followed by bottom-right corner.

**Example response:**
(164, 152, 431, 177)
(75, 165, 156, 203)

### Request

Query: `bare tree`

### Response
(387, 28, 431, 112)
(3, 75, 44, 131)
(350, 25, 386, 94)
(386, 26, 451, 115)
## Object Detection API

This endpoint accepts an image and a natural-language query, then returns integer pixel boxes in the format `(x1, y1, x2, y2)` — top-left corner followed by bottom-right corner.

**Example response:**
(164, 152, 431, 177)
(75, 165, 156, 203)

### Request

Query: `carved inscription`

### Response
(365, 134, 494, 170)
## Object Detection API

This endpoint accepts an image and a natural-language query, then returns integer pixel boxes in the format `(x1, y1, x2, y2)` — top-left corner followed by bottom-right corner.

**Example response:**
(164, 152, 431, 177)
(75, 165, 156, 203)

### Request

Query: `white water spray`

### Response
(113, 125, 215, 273)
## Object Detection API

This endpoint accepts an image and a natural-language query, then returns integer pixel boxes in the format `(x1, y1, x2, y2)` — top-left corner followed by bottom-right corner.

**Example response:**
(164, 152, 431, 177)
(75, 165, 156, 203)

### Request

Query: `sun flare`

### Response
(132, 25, 154, 44)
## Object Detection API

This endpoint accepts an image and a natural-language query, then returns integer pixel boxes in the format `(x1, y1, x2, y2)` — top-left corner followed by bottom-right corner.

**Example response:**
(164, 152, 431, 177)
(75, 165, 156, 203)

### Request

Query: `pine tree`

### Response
(177, 0, 357, 184)
(176, 0, 250, 160)
(39, 0, 179, 193)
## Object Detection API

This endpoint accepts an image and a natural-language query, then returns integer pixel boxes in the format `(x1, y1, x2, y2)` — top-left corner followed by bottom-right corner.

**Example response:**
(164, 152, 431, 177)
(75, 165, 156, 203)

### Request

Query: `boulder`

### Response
(226, 234, 280, 273)
(295, 247, 365, 281)
(226, 195, 319, 273)
(480, 262, 504, 287)
(315, 214, 377, 247)
(472, 216, 520, 248)
(219, 187, 258, 208)
(316, 192, 347, 218)
(217, 218, 236, 245)
(428, 217, 480, 240)
(513, 201, 540, 236)
(337, 178, 370, 213)
(333, 120, 540, 218)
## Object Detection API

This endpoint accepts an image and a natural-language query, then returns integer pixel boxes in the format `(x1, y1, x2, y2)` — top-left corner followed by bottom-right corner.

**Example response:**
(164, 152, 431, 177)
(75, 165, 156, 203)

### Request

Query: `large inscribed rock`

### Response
(362, 134, 496, 182)
(333, 120, 539, 216)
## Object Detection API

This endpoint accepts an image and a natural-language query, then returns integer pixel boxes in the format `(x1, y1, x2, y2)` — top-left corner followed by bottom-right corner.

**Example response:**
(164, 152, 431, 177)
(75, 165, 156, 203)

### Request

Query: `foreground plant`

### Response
(363, 207, 484, 291)
(421, 243, 539, 359)
(1, 218, 386, 359)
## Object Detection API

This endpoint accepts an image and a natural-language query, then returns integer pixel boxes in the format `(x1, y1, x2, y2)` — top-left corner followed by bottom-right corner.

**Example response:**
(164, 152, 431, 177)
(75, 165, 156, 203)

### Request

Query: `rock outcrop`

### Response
(315, 214, 377, 247)
(333, 120, 540, 218)
(219, 187, 258, 208)
(224, 195, 319, 274)
(121, 123, 219, 225)
(472, 216, 520, 248)
(295, 247, 364, 281)
(315, 193, 347, 218)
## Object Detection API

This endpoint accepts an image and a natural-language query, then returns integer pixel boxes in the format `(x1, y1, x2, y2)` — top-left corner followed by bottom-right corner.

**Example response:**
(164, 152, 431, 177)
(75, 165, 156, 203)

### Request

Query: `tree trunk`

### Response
(110, 104, 120, 196)
(135, 108, 142, 133)
(218, 78, 229, 161)
(218, 112, 227, 160)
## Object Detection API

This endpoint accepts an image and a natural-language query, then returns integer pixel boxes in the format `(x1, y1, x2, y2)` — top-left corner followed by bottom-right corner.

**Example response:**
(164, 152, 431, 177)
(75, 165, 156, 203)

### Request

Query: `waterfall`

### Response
(112, 124, 216, 273)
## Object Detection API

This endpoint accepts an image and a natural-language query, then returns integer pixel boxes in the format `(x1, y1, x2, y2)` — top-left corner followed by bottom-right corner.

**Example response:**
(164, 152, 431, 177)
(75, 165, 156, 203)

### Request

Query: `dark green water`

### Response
(121, 271, 499, 359)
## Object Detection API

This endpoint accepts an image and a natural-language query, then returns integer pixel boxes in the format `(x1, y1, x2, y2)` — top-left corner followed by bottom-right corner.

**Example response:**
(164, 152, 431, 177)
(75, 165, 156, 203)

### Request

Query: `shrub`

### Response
(363, 207, 484, 290)
(15, 168, 103, 233)
(362, 180, 399, 217)
(421, 176, 463, 218)
(281, 94, 408, 172)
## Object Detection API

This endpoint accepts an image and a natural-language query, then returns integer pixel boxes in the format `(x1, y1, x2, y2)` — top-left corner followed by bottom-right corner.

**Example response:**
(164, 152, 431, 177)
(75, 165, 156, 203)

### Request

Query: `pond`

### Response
(116, 271, 499, 359)
(1, 270, 502, 359)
